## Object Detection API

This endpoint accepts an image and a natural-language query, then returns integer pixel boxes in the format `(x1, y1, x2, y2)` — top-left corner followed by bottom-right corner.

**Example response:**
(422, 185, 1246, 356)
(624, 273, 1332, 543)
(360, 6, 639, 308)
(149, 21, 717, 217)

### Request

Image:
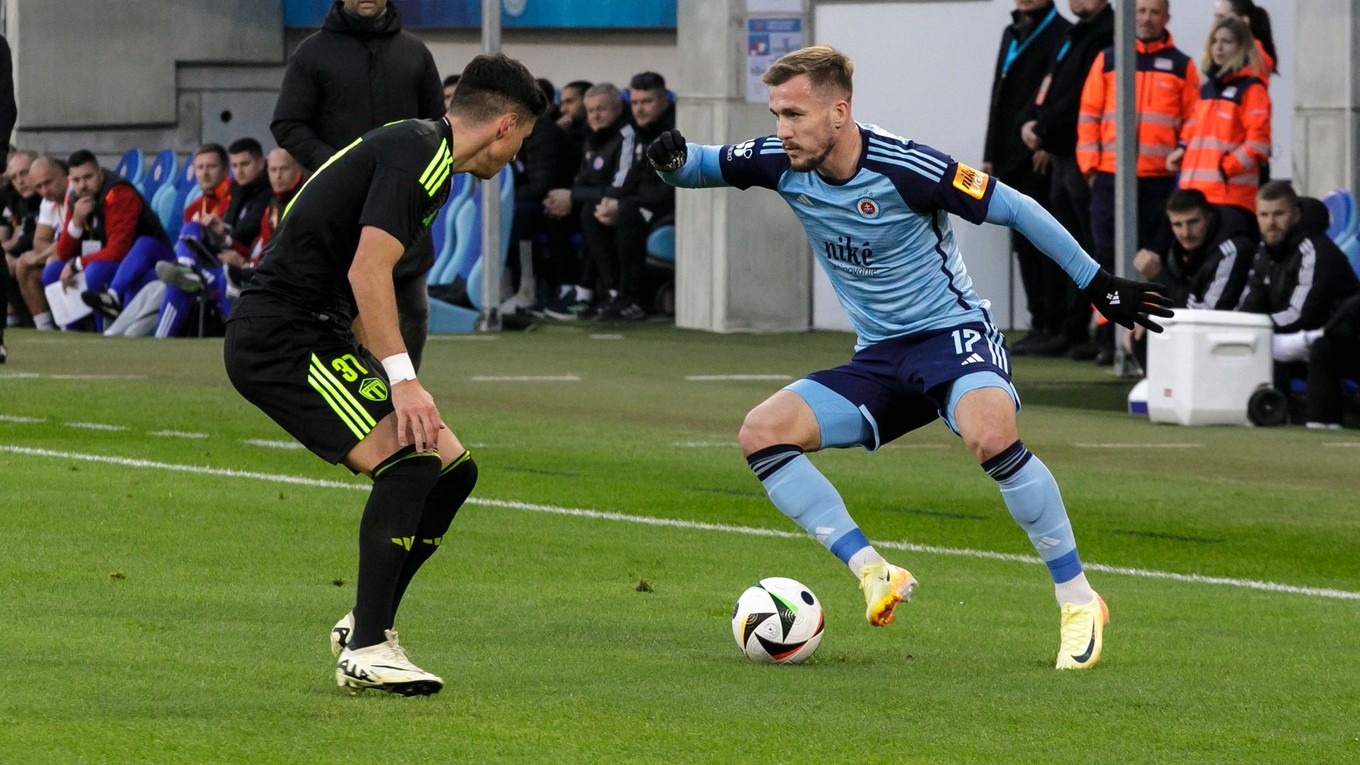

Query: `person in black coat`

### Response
(983, 0, 1072, 355)
(1237, 184, 1360, 402)
(0, 33, 16, 362)
(270, 0, 443, 370)
(1022, 0, 1114, 355)
(509, 79, 580, 311)
(1306, 294, 1360, 429)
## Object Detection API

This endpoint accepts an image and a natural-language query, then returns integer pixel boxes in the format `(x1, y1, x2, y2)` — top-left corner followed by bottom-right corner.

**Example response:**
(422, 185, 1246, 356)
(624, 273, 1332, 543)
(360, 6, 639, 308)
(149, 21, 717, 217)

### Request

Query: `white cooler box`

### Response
(1146, 309, 1273, 426)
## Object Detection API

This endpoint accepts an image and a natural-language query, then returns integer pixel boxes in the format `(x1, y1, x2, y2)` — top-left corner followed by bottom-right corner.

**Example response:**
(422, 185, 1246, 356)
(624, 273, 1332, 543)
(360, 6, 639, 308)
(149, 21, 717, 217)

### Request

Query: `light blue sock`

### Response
(982, 440, 1083, 584)
(747, 445, 871, 564)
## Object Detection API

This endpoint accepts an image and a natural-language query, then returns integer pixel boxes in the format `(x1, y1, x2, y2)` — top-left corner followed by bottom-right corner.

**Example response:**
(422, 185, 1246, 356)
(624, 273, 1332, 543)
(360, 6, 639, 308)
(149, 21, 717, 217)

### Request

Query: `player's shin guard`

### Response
(747, 445, 872, 565)
(983, 440, 1084, 584)
(352, 448, 442, 649)
(389, 451, 478, 622)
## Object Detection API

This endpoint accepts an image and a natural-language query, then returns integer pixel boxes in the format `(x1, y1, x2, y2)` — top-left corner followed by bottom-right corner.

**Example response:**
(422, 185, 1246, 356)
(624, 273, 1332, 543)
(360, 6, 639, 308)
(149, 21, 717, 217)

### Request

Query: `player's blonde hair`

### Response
(761, 45, 853, 100)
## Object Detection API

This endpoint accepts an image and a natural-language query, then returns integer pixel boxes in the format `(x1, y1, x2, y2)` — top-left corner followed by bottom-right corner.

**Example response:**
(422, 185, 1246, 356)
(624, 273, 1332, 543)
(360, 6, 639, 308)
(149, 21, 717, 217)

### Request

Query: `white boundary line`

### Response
(2, 443, 1357, 602)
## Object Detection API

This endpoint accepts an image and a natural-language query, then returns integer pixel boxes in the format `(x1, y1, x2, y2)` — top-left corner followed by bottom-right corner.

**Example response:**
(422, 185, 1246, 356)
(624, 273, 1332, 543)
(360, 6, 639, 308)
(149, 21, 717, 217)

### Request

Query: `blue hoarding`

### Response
(284, 0, 677, 28)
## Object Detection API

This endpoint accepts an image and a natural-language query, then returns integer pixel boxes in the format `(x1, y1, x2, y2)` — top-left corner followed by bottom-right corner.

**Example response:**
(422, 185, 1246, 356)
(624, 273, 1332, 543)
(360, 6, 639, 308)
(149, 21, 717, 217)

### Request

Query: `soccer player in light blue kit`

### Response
(648, 46, 1172, 669)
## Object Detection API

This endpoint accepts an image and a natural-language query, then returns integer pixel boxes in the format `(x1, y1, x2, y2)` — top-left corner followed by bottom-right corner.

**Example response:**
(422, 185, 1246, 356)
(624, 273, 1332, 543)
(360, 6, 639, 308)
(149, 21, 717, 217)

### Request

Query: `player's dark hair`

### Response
(194, 143, 228, 166)
(630, 71, 666, 92)
(449, 53, 548, 121)
(227, 137, 264, 159)
(67, 149, 98, 170)
(1166, 188, 1212, 216)
(563, 80, 593, 96)
(443, 73, 461, 89)
(762, 45, 853, 100)
(1257, 181, 1298, 209)
(536, 78, 555, 104)
(1221, 0, 1277, 72)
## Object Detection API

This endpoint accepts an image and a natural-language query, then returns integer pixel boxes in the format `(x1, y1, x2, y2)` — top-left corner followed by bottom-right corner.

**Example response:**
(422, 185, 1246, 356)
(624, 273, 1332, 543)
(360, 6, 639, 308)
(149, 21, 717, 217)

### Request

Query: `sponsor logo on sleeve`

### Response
(952, 163, 989, 200)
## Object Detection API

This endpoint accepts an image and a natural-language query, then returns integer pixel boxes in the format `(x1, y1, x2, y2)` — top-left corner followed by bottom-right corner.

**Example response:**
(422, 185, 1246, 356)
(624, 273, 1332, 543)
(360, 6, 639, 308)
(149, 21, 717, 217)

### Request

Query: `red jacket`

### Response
(183, 177, 233, 224)
(1077, 33, 1199, 177)
(56, 173, 166, 267)
(1178, 65, 1271, 212)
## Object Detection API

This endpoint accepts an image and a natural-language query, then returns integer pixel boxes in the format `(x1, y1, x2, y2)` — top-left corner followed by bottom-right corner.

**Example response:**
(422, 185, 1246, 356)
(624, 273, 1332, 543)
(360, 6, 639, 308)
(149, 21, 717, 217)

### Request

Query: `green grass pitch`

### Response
(1, 325, 1357, 764)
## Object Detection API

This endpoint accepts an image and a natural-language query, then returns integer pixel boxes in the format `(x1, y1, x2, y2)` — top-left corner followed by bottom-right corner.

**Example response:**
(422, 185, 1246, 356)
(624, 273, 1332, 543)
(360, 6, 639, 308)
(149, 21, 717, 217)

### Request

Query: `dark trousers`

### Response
(580, 205, 619, 296)
(1005, 165, 1066, 336)
(1089, 172, 1175, 271)
(1048, 154, 1095, 344)
(512, 200, 579, 295)
(1307, 335, 1360, 425)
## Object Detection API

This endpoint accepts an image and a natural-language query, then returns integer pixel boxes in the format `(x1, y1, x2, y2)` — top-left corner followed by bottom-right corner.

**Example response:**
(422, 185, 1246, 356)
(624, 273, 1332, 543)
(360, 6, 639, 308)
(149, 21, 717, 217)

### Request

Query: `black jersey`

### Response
(240, 117, 454, 320)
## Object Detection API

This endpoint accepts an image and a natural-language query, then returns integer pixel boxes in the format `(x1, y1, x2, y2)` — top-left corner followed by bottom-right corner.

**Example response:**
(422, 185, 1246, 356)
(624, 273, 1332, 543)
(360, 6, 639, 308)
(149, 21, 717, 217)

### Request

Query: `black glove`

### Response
(646, 129, 687, 172)
(1083, 268, 1175, 333)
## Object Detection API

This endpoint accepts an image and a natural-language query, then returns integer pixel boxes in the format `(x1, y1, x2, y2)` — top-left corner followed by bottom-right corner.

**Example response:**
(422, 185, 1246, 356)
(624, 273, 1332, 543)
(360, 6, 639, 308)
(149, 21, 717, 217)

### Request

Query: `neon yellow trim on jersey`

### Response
(441, 449, 472, 474)
(307, 372, 367, 440)
(418, 141, 450, 187)
(425, 160, 452, 196)
(283, 137, 364, 220)
(309, 354, 377, 431)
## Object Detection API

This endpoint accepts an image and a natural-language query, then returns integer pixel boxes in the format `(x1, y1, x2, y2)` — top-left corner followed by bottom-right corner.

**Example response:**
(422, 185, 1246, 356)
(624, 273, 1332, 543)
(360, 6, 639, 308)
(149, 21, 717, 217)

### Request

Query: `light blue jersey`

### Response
(661, 123, 1098, 349)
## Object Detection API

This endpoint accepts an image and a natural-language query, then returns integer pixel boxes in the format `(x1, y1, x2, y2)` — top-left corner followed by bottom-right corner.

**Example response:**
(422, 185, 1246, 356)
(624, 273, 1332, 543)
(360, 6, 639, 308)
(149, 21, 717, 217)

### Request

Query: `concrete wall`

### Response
(415, 28, 676, 90)
(1292, 0, 1358, 198)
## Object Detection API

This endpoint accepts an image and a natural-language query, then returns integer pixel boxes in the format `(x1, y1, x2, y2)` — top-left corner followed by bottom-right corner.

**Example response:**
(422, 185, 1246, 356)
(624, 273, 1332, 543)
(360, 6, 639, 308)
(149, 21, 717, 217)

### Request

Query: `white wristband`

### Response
(382, 352, 417, 383)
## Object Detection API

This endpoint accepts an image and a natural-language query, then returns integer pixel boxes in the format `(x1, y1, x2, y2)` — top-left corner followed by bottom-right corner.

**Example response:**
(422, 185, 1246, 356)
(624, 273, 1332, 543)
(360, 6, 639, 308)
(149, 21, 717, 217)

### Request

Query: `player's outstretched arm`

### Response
(647, 129, 733, 189)
(984, 181, 1173, 332)
(350, 226, 444, 451)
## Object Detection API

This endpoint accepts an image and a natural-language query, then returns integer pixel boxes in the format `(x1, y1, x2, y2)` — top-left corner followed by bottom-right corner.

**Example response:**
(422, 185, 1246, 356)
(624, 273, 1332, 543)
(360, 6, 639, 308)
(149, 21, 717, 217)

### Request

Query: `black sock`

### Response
(390, 452, 478, 622)
(351, 448, 442, 650)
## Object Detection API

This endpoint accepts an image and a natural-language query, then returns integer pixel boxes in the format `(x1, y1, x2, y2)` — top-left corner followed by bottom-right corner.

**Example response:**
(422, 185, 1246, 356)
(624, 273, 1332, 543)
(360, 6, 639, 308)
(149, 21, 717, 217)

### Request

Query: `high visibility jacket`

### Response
(1077, 34, 1199, 177)
(1178, 65, 1271, 212)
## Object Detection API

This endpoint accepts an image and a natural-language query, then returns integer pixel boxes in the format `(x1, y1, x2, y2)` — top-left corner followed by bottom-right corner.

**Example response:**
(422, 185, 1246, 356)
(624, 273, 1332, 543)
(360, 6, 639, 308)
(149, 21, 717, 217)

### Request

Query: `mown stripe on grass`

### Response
(3, 443, 1358, 602)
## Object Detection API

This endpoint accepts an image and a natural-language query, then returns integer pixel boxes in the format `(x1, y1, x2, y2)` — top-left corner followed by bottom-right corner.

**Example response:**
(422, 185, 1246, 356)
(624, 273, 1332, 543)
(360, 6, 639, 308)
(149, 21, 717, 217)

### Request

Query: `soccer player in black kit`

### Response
(225, 54, 546, 696)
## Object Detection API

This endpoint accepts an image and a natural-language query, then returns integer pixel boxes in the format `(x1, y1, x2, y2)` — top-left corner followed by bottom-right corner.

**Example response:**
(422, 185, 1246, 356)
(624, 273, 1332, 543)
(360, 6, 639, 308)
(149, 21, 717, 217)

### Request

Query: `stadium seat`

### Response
(143, 150, 178, 199)
(646, 224, 675, 267)
(1321, 189, 1360, 278)
(177, 152, 198, 190)
(115, 149, 146, 193)
(151, 182, 181, 238)
(428, 167, 515, 333)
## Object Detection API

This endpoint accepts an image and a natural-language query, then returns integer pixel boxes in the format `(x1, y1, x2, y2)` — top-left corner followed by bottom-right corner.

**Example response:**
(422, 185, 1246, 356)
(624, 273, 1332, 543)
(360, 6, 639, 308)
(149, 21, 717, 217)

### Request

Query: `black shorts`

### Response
(224, 295, 393, 464)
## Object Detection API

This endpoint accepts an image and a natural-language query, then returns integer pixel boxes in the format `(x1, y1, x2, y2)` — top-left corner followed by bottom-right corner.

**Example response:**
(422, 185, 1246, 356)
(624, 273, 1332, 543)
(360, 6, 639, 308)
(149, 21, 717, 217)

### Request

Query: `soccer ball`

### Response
(731, 577, 824, 664)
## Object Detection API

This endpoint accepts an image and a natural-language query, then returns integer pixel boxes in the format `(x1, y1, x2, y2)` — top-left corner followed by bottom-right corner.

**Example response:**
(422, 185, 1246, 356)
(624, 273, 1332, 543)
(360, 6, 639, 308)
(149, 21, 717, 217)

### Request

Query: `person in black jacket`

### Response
(0, 33, 16, 363)
(1125, 188, 1255, 366)
(594, 71, 676, 321)
(542, 83, 634, 319)
(1305, 294, 1360, 429)
(983, 0, 1072, 356)
(271, 0, 443, 370)
(1021, 0, 1113, 357)
(509, 79, 580, 313)
(1237, 182, 1360, 401)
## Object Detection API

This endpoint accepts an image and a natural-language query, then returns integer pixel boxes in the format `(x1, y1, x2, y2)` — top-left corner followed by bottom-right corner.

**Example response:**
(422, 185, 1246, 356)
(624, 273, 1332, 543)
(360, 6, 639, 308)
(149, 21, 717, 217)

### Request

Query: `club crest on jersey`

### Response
(952, 163, 989, 200)
(855, 198, 880, 219)
(592, 155, 605, 170)
(358, 377, 389, 402)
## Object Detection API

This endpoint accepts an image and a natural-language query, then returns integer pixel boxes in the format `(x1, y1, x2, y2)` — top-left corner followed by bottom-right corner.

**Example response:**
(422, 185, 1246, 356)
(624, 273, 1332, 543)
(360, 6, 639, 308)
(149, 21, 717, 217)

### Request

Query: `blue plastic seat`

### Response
(646, 224, 675, 268)
(1322, 190, 1360, 278)
(177, 152, 198, 190)
(143, 150, 178, 199)
(115, 149, 146, 193)
(428, 166, 515, 333)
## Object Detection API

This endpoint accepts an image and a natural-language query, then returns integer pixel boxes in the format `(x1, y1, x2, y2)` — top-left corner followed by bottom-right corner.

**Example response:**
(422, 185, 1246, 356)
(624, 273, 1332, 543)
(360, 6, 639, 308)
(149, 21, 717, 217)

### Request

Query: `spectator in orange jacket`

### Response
(1073, 0, 1197, 363)
(1170, 17, 1270, 215)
